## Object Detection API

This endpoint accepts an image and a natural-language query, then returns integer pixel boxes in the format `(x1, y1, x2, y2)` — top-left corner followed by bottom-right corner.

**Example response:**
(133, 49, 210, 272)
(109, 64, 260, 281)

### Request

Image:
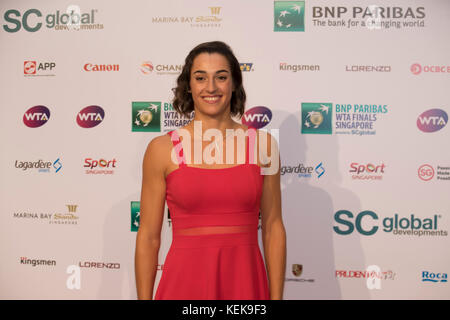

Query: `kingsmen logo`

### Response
(301, 103, 332, 134)
(132, 101, 161, 132)
(274, 1, 305, 32)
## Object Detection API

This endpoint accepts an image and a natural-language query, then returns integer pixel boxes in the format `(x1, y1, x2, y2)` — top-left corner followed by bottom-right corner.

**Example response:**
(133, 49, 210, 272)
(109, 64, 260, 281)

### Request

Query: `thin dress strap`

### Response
(168, 129, 187, 168)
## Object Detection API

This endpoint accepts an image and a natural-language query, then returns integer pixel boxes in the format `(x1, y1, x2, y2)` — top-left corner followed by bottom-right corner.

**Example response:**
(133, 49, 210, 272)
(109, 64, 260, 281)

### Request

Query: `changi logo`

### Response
(422, 271, 448, 283)
(131, 201, 140, 232)
(411, 63, 450, 75)
(132, 102, 161, 132)
(24, 61, 56, 76)
(77, 106, 104, 128)
(349, 162, 385, 180)
(239, 63, 254, 72)
(334, 210, 447, 237)
(23, 105, 50, 128)
(3, 7, 101, 33)
(417, 109, 447, 133)
(301, 103, 332, 134)
(274, 1, 305, 32)
(83, 63, 119, 72)
(140, 61, 154, 74)
(242, 106, 272, 129)
(140, 62, 182, 75)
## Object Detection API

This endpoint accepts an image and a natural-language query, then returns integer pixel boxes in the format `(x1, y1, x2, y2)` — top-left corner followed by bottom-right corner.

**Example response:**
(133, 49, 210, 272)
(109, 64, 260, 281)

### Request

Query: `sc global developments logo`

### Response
(333, 210, 447, 237)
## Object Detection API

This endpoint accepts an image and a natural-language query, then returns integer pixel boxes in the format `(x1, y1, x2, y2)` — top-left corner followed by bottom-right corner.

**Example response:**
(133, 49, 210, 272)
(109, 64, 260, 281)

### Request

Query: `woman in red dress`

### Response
(135, 41, 286, 300)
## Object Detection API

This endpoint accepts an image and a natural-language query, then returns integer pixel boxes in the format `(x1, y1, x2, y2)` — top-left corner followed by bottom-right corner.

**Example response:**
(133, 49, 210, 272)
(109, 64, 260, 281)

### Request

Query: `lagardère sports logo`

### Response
(417, 109, 447, 133)
(77, 106, 104, 128)
(23, 105, 50, 127)
(242, 106, 272, 129)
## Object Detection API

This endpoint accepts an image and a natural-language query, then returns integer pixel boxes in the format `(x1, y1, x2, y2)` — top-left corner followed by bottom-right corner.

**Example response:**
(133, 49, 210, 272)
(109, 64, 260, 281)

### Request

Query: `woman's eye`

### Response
(195, 77, 205, 81)
(217, 76, 228, 81)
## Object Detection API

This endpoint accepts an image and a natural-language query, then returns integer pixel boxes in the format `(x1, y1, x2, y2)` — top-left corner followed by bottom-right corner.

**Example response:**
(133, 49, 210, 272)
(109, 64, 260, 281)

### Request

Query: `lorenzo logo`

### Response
(77, 106, 104, 128)
(417, 109, 447, 132)
(23, 105, 50, 127)
(242, 106, 272, 129)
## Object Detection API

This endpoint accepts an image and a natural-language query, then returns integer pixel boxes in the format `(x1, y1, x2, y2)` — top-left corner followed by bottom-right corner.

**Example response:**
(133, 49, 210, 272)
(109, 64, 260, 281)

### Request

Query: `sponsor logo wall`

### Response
(1, 0, 448, 300)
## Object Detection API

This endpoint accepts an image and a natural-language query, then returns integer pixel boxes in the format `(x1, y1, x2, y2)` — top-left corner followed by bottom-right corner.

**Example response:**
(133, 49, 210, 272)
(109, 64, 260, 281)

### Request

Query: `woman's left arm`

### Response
(259, 131, 286, 300)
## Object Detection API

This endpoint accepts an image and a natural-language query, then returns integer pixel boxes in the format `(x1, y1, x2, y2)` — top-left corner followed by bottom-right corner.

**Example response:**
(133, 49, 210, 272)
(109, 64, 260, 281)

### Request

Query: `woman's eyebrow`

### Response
(192, 69, 230, 74)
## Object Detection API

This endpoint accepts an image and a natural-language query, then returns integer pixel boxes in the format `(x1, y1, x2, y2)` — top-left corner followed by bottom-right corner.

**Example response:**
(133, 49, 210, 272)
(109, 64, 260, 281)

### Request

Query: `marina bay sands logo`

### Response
(274, 1, 305, 32)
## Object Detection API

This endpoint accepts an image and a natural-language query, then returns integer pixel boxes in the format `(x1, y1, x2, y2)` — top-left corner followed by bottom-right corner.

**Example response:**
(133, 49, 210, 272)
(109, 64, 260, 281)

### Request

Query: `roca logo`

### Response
(242, 106, 272, 129)
(23, 105, 50, 128)
(417, 108, 448, 133)
(76, 106, 104, 128)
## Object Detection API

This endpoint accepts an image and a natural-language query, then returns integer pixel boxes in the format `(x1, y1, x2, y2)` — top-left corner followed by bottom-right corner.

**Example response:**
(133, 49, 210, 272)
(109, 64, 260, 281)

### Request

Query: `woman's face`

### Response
(189, 52, 234, 117)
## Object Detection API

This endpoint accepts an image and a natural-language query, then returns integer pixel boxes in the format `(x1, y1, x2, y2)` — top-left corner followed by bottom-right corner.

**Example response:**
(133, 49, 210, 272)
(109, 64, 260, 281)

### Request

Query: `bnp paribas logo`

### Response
(274, 1, 305, 32)
(301, 103, 332, 134)
(132, 101, 161, 132)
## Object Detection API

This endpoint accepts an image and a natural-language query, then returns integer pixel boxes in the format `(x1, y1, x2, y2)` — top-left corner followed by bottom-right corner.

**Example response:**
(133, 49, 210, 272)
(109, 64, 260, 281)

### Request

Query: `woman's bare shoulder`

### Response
(143, 132, 174, 170)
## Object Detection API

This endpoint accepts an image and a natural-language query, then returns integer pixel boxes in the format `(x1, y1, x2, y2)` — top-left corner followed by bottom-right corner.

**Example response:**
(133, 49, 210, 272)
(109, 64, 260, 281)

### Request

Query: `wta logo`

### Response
(23, 106, 50, 128)
(417, 109, 447, 133)
(77, 106, 104, 128)
(242, 106, 272, 129)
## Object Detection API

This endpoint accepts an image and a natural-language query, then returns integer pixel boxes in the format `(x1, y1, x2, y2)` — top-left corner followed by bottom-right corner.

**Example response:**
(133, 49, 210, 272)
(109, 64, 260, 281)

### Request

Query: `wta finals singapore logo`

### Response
(274, 1, 305, 32)
(301, 103, 332, 134)
(132, 101, 161, 132)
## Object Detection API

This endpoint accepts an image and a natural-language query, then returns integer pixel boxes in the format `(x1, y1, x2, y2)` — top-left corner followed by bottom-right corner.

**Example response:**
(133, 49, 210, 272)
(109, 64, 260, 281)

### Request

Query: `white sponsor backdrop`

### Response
(1, 0, 449, 299)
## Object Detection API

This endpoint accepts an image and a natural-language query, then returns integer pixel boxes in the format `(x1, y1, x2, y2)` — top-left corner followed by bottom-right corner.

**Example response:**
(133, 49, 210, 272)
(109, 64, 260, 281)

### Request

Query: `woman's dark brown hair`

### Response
(173, 41, 246, 119)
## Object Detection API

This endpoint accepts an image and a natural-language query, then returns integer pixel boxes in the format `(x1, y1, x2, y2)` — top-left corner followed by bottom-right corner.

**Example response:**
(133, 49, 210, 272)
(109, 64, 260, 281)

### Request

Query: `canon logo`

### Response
(83, 63, 119, 72)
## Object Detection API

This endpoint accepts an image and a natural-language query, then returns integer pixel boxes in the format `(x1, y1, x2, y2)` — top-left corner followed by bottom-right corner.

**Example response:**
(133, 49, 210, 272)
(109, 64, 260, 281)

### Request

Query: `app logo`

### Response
(417, 109, 447, 133)
(301, 103, 332, 134)
(418, 164, 434, 181)
(140, 61, 154, 74)
(242, 106, 272, 129)
(274, 1, 305, 32)
(23, 105, 50, 128)
(23, 61, 56, 76)
(131, 201, 140, 232)
(239, 63, 253, 72)
(132, 102, 161, 132)
(422, 271, 448, 283)
(24, 61, 36, 74)
(349, 162, 385, 180)
(77, 105, 104, 128)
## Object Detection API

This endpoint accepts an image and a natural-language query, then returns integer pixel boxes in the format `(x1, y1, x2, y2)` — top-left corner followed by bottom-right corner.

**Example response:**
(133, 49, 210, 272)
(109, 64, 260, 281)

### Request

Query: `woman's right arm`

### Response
(135, 136, 167, 300)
